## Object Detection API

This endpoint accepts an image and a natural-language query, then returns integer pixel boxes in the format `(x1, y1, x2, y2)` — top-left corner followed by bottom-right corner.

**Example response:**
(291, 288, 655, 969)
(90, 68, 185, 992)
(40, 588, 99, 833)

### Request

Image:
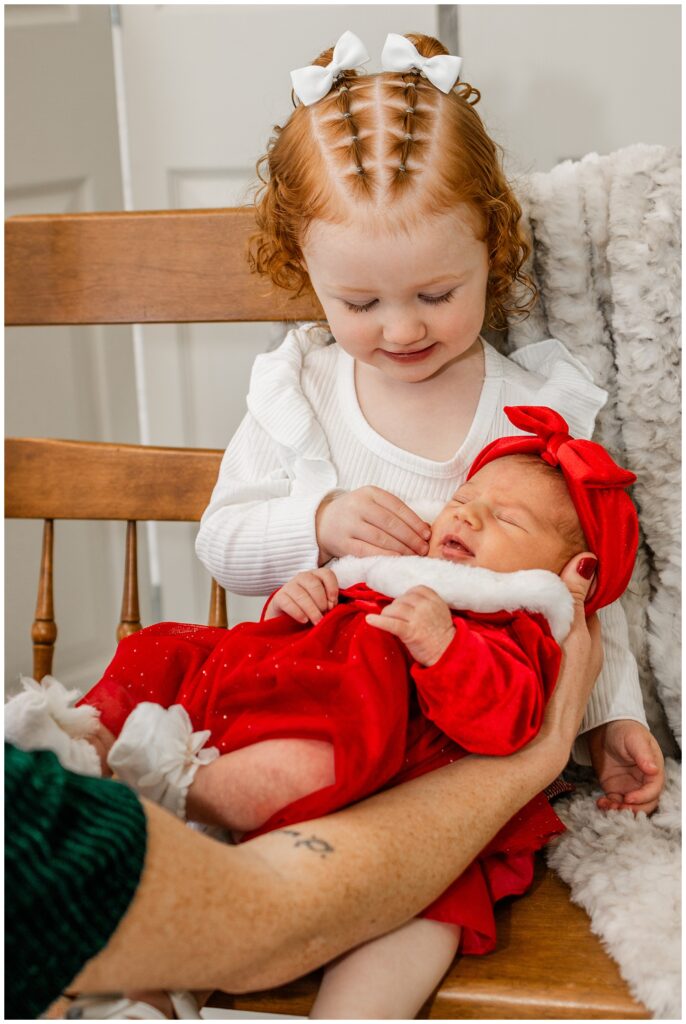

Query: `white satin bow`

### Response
(381, 33, 462, 93)
(290, 30, 370, 106)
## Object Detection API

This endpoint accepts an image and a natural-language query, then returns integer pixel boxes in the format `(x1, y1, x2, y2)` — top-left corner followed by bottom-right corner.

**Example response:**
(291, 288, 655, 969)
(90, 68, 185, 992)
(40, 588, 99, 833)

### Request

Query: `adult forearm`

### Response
(73, 735, 559, 997)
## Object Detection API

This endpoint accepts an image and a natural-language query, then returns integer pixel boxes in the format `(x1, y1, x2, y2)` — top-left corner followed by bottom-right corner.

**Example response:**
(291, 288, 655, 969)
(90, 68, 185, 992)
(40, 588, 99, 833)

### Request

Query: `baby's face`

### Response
(428, 457, 580, 574)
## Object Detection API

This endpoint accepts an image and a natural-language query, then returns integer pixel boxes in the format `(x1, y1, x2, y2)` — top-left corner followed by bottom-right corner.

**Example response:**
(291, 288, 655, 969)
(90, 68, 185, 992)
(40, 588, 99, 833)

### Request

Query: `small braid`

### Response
(337, 78, 364, 175)
(333, 76, 371, 191)
(398, 71, 421, 176)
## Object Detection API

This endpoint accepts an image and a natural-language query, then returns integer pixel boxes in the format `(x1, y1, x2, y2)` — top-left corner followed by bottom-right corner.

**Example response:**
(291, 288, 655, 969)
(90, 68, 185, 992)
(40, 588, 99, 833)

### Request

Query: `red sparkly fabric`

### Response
(79, 583, 565, 955)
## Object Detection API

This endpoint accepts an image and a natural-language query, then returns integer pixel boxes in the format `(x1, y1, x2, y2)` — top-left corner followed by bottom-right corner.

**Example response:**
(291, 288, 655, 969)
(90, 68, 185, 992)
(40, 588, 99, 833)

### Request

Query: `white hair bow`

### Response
(290, 30, 370, 106)
(381, 33, 462, 93)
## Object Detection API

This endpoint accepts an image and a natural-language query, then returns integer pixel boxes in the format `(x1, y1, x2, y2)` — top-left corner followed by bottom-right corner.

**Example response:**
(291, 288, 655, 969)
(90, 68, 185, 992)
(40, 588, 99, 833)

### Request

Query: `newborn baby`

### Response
(6, 406, 659, 1017)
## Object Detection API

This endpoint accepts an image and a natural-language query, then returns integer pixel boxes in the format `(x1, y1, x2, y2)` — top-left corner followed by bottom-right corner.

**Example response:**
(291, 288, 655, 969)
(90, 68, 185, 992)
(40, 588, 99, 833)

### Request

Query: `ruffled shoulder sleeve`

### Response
(246, 324, 333, 459)
(245, 324, 337, 495)
(505, 339, 608, 440)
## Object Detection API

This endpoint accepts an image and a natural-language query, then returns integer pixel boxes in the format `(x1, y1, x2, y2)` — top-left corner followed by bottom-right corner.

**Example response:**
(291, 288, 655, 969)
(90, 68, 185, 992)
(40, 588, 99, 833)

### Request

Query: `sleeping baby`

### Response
(5, 405, 664, 1020)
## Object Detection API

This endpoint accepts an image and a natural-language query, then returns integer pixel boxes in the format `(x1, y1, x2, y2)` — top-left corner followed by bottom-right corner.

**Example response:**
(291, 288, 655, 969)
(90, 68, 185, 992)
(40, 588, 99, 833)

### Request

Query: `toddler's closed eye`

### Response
(419, 289, 455, 305)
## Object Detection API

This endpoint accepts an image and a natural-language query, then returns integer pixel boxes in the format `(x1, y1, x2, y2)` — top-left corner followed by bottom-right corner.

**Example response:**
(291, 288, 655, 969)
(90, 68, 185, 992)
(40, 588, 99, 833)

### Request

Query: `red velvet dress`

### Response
(79, 583, 566, 955)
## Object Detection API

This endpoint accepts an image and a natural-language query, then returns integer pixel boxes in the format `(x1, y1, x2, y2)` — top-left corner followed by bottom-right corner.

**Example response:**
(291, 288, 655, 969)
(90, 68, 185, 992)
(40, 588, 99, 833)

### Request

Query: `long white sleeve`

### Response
(195, 414, 332, 594)
(571, 599, 649, 764)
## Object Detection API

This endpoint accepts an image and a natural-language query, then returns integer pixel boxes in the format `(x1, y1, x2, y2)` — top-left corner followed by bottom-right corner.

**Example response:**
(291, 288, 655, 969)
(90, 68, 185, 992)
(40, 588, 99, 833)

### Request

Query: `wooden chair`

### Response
(4, 209, 648, 1019)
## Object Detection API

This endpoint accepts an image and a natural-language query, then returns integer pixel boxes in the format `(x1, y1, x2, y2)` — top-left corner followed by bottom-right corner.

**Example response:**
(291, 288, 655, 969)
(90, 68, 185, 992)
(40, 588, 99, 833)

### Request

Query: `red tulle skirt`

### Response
(80, 593, 564, 955)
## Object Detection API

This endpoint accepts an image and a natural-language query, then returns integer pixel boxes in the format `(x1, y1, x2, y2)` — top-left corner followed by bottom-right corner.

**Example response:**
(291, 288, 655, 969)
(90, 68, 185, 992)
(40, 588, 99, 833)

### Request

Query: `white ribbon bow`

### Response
(290, 30, 370, 106)
(381, 33, 462, 93)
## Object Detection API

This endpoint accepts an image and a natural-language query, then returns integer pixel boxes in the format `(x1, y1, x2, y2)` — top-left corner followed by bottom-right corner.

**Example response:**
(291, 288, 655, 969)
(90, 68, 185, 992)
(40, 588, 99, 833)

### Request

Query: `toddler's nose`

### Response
(382, 313, 427, 347)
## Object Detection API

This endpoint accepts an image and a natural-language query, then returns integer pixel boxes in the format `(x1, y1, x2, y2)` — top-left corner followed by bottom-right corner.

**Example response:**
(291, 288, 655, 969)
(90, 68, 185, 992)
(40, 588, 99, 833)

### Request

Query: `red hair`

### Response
(250, 33, 536, 330)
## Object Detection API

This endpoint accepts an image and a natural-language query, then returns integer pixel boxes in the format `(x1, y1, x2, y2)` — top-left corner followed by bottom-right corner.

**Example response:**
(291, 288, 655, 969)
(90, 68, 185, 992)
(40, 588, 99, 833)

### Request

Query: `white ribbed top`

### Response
(196, 326, 647, 759)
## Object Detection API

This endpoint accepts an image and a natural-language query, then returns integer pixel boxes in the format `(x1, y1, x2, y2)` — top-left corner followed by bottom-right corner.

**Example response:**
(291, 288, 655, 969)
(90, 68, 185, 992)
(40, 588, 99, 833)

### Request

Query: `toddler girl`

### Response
(195, 30, 651, 787)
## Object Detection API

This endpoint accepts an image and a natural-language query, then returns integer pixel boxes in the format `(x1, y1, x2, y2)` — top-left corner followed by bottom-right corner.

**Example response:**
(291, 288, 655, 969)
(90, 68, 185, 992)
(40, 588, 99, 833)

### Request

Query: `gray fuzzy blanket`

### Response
(506, 144, 681, 1018)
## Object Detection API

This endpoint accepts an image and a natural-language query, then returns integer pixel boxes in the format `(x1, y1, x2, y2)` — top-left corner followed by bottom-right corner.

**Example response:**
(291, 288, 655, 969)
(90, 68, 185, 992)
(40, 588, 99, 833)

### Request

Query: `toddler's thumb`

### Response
(560, 552, 597, 614)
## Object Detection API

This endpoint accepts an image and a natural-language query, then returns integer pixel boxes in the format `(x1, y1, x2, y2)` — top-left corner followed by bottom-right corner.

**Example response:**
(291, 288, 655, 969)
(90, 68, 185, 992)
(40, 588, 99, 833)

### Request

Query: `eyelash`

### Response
(452, 498, 523, 529)
(344, 290, 456, 314)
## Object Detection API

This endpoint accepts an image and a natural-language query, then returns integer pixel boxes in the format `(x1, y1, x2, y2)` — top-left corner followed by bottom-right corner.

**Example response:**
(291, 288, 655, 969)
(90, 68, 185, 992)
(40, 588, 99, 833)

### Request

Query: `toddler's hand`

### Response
(316, 487, 431, 563)
(267, 569, 339, 625)
(365, 586, 455, 666)
(587, 719, 665, 814)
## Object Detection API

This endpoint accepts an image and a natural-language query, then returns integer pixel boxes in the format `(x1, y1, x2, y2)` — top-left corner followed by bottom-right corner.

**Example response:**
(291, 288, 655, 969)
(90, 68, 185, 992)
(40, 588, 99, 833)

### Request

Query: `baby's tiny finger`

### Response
(280, 593, 308, 624)
(365, 613, 405, 638)
(303, 576, 330, 614)
(320, 569, 339, 607)
(291, 585, 324, 624)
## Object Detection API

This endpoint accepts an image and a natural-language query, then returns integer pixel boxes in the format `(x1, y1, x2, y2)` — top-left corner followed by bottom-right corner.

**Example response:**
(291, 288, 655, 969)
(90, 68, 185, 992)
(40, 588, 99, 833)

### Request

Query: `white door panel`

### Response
(5, 5, 142, 692)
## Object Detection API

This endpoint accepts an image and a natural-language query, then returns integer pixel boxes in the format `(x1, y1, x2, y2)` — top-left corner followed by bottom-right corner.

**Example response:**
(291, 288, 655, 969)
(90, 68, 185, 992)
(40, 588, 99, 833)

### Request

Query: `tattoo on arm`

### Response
(277, 828, 335, 859)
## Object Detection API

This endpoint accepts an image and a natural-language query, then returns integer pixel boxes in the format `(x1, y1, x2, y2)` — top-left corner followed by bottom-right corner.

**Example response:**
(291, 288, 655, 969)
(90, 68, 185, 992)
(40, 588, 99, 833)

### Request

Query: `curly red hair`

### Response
(250, 33, 536, 330)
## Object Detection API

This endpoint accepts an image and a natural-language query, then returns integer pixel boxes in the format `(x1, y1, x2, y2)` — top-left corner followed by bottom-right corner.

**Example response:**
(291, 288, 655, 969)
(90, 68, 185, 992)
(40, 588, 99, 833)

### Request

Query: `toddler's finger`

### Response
(624, 777, 663, 805)
(361, 518, 429, 556)
(372, 491, 433, 544)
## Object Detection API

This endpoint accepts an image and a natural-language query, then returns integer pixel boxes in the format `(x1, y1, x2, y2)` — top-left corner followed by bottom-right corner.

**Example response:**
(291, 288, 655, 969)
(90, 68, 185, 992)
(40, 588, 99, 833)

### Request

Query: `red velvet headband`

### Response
(467, 406, 639, 615)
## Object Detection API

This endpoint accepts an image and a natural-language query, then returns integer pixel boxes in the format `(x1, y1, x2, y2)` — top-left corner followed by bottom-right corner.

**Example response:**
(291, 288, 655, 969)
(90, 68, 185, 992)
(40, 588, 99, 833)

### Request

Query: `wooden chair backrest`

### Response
(5, 208, 322, 679)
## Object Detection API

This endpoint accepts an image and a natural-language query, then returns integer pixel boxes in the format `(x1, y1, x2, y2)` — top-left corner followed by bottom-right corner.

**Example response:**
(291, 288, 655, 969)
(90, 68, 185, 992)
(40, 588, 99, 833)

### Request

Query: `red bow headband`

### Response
(467, 406, 639, 615)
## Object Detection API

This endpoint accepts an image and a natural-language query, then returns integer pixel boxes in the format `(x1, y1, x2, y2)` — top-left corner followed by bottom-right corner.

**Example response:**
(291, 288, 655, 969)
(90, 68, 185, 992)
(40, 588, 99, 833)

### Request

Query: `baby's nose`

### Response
(455, 502, 483, 528)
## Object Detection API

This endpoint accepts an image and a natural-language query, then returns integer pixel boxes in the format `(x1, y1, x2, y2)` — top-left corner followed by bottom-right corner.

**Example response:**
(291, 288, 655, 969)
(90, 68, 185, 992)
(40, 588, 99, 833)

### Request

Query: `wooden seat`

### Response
(5, 209, 648, 1019)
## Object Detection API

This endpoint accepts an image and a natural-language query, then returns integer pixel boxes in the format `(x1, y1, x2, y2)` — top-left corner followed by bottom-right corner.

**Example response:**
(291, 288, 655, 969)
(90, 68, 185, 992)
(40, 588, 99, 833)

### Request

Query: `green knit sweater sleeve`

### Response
(5, 742, 147, 1020)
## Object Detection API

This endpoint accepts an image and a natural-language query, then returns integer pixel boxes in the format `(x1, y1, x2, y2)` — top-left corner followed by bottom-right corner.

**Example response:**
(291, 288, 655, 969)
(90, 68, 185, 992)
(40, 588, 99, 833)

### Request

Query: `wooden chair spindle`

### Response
(117, 520, 142, 640)
(31, 518, 57, 680)
(208, 578, 228, 628)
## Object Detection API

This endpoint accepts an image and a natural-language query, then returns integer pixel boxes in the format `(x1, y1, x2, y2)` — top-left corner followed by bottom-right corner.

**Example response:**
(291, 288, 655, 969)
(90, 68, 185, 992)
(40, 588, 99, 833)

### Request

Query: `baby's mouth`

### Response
(439, 533, 475, 561)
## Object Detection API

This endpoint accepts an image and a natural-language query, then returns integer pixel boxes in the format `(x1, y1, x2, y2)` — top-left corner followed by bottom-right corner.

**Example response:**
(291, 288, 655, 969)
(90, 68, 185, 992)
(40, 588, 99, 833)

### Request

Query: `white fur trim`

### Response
(4, 675, 102, 777)
(330, 555, 574, 643)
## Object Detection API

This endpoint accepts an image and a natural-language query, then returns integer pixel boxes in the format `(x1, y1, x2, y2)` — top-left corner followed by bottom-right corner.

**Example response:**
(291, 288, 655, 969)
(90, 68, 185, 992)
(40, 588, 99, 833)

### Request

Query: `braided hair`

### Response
(251, 33, 536, 329)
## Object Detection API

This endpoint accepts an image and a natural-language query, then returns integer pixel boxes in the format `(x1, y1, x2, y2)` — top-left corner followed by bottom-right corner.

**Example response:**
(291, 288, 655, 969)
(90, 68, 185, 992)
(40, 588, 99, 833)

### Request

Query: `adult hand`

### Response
(365, 586, 455, 666)
(587, 719, 665, 814)
(535, 553, 603, 770)
(316, 488, 431, 563)
(266, 569, 339, 625)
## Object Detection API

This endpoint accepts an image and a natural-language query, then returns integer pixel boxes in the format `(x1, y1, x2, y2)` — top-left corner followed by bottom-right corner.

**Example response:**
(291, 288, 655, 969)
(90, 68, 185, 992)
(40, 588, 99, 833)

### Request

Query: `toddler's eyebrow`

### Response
(333, 275, 462, 295)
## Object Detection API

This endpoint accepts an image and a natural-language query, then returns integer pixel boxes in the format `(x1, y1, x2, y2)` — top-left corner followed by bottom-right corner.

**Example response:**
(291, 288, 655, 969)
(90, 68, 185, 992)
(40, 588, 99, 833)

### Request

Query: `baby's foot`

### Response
(107, 703, 219, 818)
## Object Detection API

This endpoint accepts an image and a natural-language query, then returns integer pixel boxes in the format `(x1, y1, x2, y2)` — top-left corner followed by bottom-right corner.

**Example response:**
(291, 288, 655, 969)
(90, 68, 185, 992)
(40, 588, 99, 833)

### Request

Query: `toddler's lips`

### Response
(382, 343, 438, 363)
(439, 533, 475, 561)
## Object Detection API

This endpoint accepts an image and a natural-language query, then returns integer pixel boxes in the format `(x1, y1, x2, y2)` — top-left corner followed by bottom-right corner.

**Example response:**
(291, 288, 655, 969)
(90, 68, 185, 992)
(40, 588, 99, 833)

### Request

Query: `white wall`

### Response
(458, 4, 681, 174)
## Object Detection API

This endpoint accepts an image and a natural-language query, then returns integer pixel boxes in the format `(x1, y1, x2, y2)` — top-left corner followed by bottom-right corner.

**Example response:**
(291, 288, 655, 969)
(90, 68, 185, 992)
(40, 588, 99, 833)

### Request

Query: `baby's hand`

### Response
(266, 569, 339, 625)
(365, 586, 455, 666)
(316, 487, 431, 563)
(587, 719, 665, 814)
